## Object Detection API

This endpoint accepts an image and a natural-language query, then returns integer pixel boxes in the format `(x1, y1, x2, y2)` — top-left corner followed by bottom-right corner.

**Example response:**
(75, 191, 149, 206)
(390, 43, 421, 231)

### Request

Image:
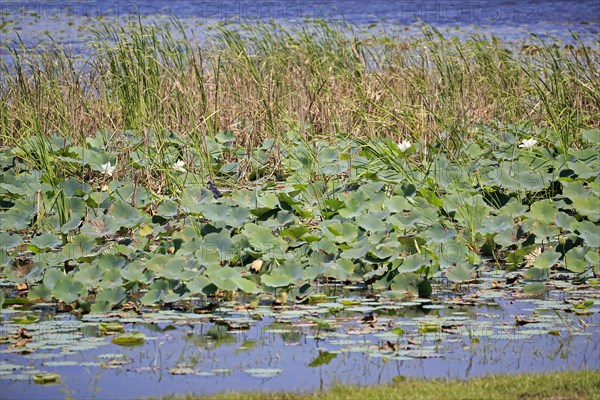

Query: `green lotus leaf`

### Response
(42, 268, 68, 289)
(569, 160, 598, 179)
(156, 258, 184, 280)
(554, 212, 577, 231)
(186, 275, 212, 294)
(54, 276, 86, 303)
(340, 237, 369, 259)
(397, 253, 433, 273)
(97, 253, 126, 270)
(111, 182, 152, 209)
(363, 266, 387, 281)
(326, 222, 358, 243)
(30, 233, 61, 250)
(107, 199, 146, 228)
(322, 259, 355, 280)
(446, 263, 477, 283)
(523, 267, 549, 280)
(532, 251, 561, 270)
(500, 198, 528, 218)
(95, 287, 126, 306)
(572, 196, 600, 222)
(202, 231, 235, 261)
(574, 221, 600, 247)
(100, 267, 123, 288)
(528, 200, 556, 225)
(424, 223, 456, 244)
(281, 226, 310, 240)
(156, 199, 179, 218)
(231, 276, 261, 294)
(112, 332, 145, 346)
(260, 210, 294, 228)
(140, 279, 170, 305)
(305, 316, 331, 328)
(585, 249, 599, 266)
(62, 177, 91, 196)
(28, 284, 52, 301)
(62, 234, 97, 260)
(523, 282, 546, 296)
(369, 239, 401, 260)
(261, 271, 295, 288)
(0, 208, 32, 230)
(390, 272, 420, 292)
(90, 300, 112, 314)
(565, 247, 588, 273)
(338, 198, 364, 219)
(579, 128, 600, 145)
(206, 265, 241, 291)
(34, 373, 61, 384)
(180, 187, 213, 214)
(121, 261, 154, 284)
(74, 264, 104, 286)
(531, 222, 559, 239)
(308, 351, 337, 367)
(80, 215, 119, 238)
(242, 223, 287, 255)
(257, 193, 280, 209)
(12, 315, 40, 324)
(419, 188, 444, 207)
(356, 214, 387, 233)
(0, 233, 22, 251)
(384, 196, 412, 213)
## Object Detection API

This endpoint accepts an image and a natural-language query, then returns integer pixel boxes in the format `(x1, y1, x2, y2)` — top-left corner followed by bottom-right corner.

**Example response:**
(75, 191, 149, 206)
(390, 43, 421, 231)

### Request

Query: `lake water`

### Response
(1, 279, 599, 399)
(1, 0, 598, 49)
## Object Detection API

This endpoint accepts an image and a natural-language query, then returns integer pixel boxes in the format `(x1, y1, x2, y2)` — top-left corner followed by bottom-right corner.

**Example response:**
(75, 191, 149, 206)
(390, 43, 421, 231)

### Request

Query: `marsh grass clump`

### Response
(1, 20, 598, 164)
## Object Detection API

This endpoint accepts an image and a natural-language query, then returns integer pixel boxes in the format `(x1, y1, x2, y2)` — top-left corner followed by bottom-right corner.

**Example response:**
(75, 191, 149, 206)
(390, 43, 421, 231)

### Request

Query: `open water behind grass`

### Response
(1, 0, 598, 51)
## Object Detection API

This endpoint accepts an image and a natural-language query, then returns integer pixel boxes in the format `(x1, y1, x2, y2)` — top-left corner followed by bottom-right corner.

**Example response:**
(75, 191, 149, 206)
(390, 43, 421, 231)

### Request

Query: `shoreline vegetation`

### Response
(154, 370, 600, 400)
(2, 20, 598, 172)
(0, 17, 598, 397)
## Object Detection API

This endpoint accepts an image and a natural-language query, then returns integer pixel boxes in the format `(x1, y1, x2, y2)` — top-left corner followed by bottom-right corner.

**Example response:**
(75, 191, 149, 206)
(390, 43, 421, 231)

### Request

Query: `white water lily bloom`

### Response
(518, 138, 538, 149)
(173, 160, 186, 172)
(100, 161, 116, 177)
(397, 140, 412, 152)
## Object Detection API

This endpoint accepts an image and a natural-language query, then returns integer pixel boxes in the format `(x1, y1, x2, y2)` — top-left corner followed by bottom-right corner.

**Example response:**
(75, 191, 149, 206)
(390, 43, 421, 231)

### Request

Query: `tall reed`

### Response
(1, 19, 598, 156)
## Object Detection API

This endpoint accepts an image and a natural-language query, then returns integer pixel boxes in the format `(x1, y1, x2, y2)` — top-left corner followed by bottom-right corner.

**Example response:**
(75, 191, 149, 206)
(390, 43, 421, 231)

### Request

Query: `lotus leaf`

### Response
(446, 263, 477, 283)
(112, 332, 145, 346)
(54, 276, 86, 303)
(574, 221, 600, 247)
(564, 247, 589, 273)
(308, 351, 337, 367)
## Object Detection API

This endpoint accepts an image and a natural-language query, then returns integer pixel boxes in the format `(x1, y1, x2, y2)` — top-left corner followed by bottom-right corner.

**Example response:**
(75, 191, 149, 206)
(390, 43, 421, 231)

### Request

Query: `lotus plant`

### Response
(100, 161, 116, 177)
(173, 160, 186, 172)
(518, 138, 538, 149)
(397, 140, 412, 152)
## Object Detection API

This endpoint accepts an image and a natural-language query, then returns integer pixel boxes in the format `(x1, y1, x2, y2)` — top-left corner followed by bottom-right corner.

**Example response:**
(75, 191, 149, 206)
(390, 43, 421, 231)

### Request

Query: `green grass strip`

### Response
(154, 370, 600, 400)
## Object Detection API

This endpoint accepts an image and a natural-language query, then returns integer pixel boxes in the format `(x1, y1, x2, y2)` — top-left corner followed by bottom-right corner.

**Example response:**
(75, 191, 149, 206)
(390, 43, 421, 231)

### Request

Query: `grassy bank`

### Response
(154, 370, 600, 400)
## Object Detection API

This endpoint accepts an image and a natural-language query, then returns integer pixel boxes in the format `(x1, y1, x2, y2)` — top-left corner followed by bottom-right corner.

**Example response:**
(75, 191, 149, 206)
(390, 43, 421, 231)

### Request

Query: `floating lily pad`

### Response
(244, 368, 282, 378)
(34, 373, 61, 384)
(111, 332, 145, 346)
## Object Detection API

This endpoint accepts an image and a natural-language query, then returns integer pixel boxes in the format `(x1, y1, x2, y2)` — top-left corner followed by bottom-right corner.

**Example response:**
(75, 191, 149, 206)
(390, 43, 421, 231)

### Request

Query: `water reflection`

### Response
(1, 296, 598, 399)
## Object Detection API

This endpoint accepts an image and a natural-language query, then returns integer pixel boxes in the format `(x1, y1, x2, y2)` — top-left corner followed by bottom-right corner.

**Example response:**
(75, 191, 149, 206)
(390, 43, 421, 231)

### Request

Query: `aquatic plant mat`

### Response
(1, 18, 599, 400)
(154, 371, 600, 400)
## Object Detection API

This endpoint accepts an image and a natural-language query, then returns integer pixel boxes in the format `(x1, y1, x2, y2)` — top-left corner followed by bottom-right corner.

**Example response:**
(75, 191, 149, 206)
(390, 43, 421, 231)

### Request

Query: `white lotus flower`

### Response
(173, 160, 186, 173)
(100, 161, 116, 177)
(397, 140, 412, 152)
(518, 138, 538, 149)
